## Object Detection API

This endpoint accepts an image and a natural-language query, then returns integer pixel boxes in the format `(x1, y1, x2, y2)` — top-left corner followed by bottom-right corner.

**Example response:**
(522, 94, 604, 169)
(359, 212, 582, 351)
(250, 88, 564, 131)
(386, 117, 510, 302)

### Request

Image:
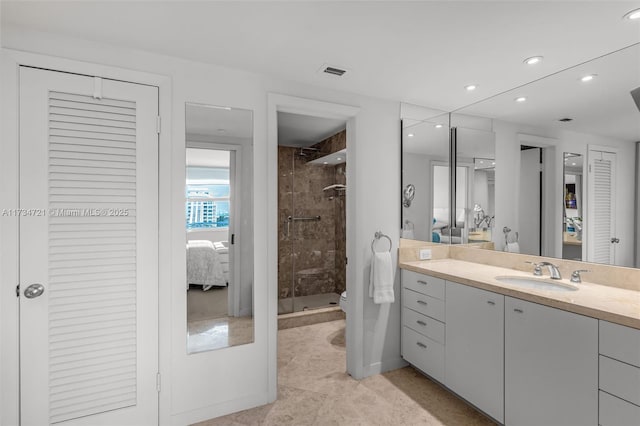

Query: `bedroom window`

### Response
(186, 165, 230, 230)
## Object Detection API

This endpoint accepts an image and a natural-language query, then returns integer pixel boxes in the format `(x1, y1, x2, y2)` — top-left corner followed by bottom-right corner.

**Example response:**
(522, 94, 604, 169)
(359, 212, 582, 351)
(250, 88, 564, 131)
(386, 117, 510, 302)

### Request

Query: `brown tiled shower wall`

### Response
(278, 130, 346, 299)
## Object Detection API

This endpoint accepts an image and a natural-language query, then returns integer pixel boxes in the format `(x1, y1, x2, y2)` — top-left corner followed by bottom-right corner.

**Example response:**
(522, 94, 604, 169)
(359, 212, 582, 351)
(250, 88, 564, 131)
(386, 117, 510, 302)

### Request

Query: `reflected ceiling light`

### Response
(465, 84, 477, 91)
(623, 8, 640, 20)
(572, 162, 577, 166)
(515, 96, 527, 102)
(434, 124, 443, 129)
(580, 74, 597, 82)
(524, 56, 543, 65)
(407, 133, 414, 137)
(323, 162, 328, 165)
(492, 162, 496, 165)
(336, 157, 342, 161)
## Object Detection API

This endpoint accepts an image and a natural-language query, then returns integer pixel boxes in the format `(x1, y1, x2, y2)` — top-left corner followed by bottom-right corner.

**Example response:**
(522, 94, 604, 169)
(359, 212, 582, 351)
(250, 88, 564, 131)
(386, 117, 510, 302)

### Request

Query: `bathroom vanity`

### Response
(399, 255, 640, 426)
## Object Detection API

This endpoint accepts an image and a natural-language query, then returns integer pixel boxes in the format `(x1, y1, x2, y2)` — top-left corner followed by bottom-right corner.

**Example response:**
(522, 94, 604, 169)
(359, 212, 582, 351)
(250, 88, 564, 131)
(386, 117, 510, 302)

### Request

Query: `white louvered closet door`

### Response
(19, 67, 159, 426)
(587, 150, 617, 265)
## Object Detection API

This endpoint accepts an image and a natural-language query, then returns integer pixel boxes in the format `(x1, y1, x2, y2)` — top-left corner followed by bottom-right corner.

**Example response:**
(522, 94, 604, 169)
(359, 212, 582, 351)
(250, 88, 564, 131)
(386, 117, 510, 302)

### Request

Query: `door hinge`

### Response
(231, 233, 235, 245)
(156, 116, 161, 134)
(156, 372, 161, 392)
(345, 257, 348, 265)
(16, 284, 20, 297)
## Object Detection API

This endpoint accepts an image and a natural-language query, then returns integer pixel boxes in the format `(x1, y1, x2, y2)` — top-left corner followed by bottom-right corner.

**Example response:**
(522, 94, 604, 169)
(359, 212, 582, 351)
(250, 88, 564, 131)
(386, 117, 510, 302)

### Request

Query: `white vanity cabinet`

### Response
(401, 270, 446, 382)
(445, 281, 504, 423)
(598, 321, 640, 426)
(505, 297, 598, 426)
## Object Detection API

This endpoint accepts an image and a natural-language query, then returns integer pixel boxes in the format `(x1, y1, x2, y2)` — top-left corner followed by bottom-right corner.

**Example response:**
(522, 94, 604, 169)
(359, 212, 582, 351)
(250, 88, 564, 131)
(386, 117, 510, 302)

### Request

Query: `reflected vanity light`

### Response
(465, 84, 478, 91)
(524, 56, 543, 65)
(623, 8, 640, 20)
(580, 74, 597, 82)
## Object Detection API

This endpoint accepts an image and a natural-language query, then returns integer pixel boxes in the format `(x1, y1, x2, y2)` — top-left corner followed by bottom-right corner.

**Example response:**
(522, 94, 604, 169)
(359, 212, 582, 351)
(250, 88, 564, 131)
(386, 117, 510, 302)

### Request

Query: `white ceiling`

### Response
(277, 112, 346, 147)
(3, 1, 640, 114)
(186, 148, 230, 168)
(186, 103, 252, 141)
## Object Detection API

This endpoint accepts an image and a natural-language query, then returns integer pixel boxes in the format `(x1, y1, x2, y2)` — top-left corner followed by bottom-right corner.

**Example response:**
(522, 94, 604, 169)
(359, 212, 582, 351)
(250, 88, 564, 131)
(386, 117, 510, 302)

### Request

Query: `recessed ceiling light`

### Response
(492, 162, 496, 165)
(623, 8, 640, 20)
(465, 84, 477, 91)
(572, 163, 577, 166)
(323, 162, 328, 165)
(434, 124, 443, 129)
(407, 133, 414, 137)
(524, 56, 543, 65)
(515, 96, 527, 103)
(580, 74, 597, 82)
(336, 157, 342, 161)
(480, 160, 484, 164)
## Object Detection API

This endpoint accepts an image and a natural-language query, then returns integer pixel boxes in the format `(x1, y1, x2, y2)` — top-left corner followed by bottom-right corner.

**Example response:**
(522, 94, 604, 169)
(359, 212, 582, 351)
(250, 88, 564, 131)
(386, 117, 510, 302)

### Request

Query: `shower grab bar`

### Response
(285, 215, 321, 238)
(371, 231, 392, 254)
(287, 215, 321, 221)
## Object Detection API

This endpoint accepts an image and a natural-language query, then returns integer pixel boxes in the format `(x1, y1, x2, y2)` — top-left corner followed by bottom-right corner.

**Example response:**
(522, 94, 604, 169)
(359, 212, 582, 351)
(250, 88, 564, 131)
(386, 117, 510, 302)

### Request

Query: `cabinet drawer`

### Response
(600, 355, 640, 406)
(402, 270, 445, 300)
(403, 307, 445, 344)
(600, 321, 640, 368)
(599, 391, 640, 426)
(403, 288, 445, 322)
(402, 326, 444, 383)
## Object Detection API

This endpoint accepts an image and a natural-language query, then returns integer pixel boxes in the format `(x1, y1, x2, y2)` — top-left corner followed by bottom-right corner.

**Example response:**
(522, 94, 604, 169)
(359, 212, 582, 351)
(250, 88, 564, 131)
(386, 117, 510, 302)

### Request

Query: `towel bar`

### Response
(371, 231, 392, 254)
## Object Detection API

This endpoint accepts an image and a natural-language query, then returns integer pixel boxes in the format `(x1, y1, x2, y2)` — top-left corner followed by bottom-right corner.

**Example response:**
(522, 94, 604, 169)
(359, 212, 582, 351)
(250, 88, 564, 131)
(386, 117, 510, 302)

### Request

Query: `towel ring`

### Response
(371, 231, 392, 254)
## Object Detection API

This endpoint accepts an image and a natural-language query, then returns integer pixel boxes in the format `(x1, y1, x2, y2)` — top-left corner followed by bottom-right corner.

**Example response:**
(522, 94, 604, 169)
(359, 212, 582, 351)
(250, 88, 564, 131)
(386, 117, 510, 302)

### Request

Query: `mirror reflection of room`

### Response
(563, 153, 583, 260)
(185, 103, 254, 353)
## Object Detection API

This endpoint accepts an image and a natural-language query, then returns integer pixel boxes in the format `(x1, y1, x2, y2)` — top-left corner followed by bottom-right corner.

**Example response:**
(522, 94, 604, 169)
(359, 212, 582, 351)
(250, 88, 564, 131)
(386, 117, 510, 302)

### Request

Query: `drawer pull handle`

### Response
(416, 320, 427, 326)
(514, 308, 524, 314)
(416, 342, 427, 349)
(417, 300, 428, 305)
(487, 300, 496, 306)
(417, 280, 428, 285)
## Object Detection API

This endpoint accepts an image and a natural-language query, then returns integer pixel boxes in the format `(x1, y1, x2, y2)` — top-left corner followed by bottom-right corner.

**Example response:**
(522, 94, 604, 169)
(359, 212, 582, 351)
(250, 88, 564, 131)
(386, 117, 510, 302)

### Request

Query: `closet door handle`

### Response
(416, 320, 427, 326)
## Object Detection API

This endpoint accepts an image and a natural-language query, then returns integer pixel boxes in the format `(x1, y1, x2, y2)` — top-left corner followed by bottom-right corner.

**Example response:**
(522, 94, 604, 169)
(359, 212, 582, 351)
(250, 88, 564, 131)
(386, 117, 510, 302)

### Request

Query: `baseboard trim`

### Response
(362, 357, 408, 378)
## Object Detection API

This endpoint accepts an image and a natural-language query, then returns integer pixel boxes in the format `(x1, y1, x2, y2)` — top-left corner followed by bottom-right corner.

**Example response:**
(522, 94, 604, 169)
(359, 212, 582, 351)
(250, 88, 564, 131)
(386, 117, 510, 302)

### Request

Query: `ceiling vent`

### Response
(319, 64, 348, 77)
(558, 118, 573, 122)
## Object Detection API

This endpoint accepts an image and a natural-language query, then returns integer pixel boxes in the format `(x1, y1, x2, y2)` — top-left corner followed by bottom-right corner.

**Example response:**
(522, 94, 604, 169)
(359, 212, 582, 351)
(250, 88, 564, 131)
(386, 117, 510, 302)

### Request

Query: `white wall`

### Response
(1, 26, 402, 424)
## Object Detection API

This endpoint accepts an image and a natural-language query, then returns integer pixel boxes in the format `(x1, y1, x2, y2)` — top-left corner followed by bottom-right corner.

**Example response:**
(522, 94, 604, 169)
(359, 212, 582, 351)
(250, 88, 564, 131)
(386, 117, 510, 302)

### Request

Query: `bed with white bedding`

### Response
(186, 240, 226, 291)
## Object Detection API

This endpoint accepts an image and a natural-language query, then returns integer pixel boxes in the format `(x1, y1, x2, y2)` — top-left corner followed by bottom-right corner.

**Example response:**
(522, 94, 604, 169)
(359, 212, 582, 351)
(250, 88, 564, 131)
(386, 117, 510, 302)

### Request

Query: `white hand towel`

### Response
(505, 242, 520, 253)
(369, 251, 395, 304)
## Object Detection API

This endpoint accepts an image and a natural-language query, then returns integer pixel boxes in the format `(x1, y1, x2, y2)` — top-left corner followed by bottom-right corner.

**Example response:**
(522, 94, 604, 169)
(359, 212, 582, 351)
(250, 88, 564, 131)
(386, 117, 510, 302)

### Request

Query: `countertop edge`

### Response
(400, 261, 640, 330)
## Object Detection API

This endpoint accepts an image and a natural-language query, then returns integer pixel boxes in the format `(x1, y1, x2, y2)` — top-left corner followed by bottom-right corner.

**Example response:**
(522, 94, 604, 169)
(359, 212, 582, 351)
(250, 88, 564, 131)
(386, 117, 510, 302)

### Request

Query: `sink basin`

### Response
(495, 276, 579, 292)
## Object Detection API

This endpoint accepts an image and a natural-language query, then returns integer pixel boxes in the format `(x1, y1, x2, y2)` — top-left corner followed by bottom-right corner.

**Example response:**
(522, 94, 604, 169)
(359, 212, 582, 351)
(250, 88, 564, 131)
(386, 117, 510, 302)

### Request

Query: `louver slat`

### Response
(591, 159, 612, 263)
(47, 91, 138, 424)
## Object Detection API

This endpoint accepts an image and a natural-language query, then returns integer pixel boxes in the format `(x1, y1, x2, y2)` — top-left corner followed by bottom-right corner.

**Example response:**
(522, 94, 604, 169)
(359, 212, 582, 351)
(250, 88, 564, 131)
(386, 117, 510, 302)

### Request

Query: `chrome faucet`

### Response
(570, 269, 590, 284)
(538, 262, 562, 280)
(526, 261, 562, 279)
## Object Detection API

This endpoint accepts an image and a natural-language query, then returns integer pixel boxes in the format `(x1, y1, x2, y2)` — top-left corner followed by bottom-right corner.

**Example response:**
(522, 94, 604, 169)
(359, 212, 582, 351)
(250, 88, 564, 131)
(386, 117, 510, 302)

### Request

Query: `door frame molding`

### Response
(0, 49, 172, 425)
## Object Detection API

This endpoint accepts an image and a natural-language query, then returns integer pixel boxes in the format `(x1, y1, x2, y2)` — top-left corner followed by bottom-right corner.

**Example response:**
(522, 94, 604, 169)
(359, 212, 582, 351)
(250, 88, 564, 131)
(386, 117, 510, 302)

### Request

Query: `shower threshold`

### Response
(277, 292, 340, 315)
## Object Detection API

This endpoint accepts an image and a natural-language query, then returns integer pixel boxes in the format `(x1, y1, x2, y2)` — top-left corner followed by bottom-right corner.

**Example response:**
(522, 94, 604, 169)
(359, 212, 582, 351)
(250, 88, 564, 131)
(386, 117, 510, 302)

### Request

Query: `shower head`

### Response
(297, 147, 320, 157)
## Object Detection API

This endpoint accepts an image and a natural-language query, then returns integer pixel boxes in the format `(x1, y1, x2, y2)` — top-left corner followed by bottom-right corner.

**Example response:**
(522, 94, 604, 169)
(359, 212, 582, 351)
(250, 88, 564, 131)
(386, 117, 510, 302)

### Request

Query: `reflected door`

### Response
(587, 149, 618, 264)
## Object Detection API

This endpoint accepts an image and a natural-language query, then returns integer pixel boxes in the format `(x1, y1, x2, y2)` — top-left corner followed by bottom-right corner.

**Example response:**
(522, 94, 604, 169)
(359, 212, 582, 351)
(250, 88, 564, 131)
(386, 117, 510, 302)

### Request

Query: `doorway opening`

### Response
(519, 145, 543, 256)
(276, 112, 347, 325)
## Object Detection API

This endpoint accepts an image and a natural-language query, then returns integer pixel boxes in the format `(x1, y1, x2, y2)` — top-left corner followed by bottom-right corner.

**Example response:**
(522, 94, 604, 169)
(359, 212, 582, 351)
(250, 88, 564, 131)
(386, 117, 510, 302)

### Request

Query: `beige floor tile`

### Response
(195, 319, 497, 426)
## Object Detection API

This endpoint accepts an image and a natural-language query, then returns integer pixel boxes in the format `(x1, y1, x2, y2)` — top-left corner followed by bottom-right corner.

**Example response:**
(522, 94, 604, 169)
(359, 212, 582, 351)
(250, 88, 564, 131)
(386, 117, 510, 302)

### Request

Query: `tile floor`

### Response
(194, 319, 496, 426)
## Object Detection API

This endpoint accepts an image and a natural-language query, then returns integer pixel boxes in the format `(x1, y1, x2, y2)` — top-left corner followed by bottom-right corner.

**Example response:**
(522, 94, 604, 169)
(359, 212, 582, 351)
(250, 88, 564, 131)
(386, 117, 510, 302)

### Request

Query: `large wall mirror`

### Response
(185, 103, 254, 353)
(402, 42, 640, 268)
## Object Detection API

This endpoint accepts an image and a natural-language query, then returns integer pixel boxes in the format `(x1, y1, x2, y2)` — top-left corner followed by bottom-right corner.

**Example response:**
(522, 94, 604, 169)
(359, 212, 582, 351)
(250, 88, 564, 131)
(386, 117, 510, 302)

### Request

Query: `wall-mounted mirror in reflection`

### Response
(185, 103, 254, 353)
(454, 42, 640, 267)
(563, 152, 583, 261)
